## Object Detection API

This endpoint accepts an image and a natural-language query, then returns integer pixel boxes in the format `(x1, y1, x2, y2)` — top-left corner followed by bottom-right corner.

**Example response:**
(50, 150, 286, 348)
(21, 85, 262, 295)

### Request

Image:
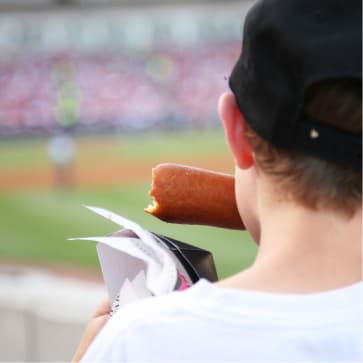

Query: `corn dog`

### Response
(145, 163, 245, 230)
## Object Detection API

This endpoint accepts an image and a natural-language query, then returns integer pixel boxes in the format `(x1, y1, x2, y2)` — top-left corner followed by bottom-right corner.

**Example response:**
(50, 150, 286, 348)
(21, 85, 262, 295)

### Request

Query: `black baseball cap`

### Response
(229, 0, 362, 171)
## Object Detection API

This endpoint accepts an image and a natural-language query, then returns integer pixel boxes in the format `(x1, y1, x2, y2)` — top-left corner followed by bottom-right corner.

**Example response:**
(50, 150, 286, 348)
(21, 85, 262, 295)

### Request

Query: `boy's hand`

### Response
(72, 297, 111, 362)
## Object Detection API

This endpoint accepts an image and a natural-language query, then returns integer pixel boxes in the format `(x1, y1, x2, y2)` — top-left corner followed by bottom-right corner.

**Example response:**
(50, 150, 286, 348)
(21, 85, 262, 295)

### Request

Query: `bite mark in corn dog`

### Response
(145, 163, 245, 230)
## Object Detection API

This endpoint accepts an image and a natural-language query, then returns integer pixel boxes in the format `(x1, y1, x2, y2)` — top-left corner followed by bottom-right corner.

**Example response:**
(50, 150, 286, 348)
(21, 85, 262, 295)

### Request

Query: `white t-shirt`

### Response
(81, 279, 363, 362)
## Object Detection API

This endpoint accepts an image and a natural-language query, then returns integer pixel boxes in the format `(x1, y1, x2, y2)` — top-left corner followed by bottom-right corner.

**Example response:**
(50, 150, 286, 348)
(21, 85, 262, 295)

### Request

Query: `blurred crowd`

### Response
(0, 41, 240, 136)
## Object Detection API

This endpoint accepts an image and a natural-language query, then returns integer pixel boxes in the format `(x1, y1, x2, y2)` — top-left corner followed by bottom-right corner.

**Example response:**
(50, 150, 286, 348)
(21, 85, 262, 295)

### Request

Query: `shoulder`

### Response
(111, 279, 212, 327)
(88, 280, 212, 341)
(81, 280, 213, 361)
(81, 280, 363, 361)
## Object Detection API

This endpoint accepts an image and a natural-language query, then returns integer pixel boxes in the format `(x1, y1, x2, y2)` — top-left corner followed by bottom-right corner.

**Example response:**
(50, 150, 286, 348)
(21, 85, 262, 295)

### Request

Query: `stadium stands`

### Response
(0, 41, 240, 135)
(0, 0, 255, 136)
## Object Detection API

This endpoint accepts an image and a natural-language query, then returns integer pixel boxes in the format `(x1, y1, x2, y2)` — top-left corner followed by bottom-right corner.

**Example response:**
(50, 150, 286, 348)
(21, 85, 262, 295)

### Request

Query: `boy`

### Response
(74, 0, 362, 361)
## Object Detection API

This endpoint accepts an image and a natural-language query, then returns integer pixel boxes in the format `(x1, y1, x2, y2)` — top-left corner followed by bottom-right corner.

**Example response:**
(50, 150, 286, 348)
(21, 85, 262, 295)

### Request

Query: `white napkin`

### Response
(70, 206, 178, 307)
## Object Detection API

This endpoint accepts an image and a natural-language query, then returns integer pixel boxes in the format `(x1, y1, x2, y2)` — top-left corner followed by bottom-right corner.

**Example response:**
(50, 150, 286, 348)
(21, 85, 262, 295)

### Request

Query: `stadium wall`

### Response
(0, 266, 105, 361)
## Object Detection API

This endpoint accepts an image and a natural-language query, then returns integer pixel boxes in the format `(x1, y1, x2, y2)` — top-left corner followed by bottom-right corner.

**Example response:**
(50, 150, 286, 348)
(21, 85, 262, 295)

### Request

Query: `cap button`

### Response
(310, 129, 319, 139)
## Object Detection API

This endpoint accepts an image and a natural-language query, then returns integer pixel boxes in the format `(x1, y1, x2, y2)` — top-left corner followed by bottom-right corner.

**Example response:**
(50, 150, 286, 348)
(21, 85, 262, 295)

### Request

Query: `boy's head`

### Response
(220, 0, 362, 225)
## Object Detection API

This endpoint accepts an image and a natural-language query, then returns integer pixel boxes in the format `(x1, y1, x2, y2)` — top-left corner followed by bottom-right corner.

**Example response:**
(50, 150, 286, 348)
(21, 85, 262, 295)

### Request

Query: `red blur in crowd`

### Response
(0, 41, 240, 133)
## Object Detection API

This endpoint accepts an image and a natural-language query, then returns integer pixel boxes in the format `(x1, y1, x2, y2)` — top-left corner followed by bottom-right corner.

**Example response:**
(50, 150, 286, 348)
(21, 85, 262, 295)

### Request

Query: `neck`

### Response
(220, 182, 362, 294)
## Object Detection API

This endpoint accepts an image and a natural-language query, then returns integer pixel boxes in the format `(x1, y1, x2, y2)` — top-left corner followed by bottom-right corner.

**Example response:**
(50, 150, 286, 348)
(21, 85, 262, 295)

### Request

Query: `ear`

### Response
(218, 92, 254, 169)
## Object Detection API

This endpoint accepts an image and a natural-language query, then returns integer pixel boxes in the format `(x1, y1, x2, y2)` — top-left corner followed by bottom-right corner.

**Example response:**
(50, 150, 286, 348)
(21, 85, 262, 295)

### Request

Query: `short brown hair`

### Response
(245, 79, 362, 215)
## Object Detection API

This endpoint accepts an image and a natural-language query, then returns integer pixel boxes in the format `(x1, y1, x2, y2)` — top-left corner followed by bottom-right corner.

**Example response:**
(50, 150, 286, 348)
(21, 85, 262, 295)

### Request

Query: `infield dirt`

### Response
(0, 155, 234, 191)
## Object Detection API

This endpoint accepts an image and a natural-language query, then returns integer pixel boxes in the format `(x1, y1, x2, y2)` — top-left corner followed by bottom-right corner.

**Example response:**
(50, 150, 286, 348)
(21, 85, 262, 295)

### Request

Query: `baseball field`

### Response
(0, 129, 257, 280)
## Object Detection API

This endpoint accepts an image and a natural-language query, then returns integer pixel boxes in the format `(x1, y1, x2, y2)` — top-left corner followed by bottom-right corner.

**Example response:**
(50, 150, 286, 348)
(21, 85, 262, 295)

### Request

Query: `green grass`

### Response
(0, 129, 231, 171)
(0, 138, 50, 170)
(120, 130, 230, 161)
(0, 130, 257, 279)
